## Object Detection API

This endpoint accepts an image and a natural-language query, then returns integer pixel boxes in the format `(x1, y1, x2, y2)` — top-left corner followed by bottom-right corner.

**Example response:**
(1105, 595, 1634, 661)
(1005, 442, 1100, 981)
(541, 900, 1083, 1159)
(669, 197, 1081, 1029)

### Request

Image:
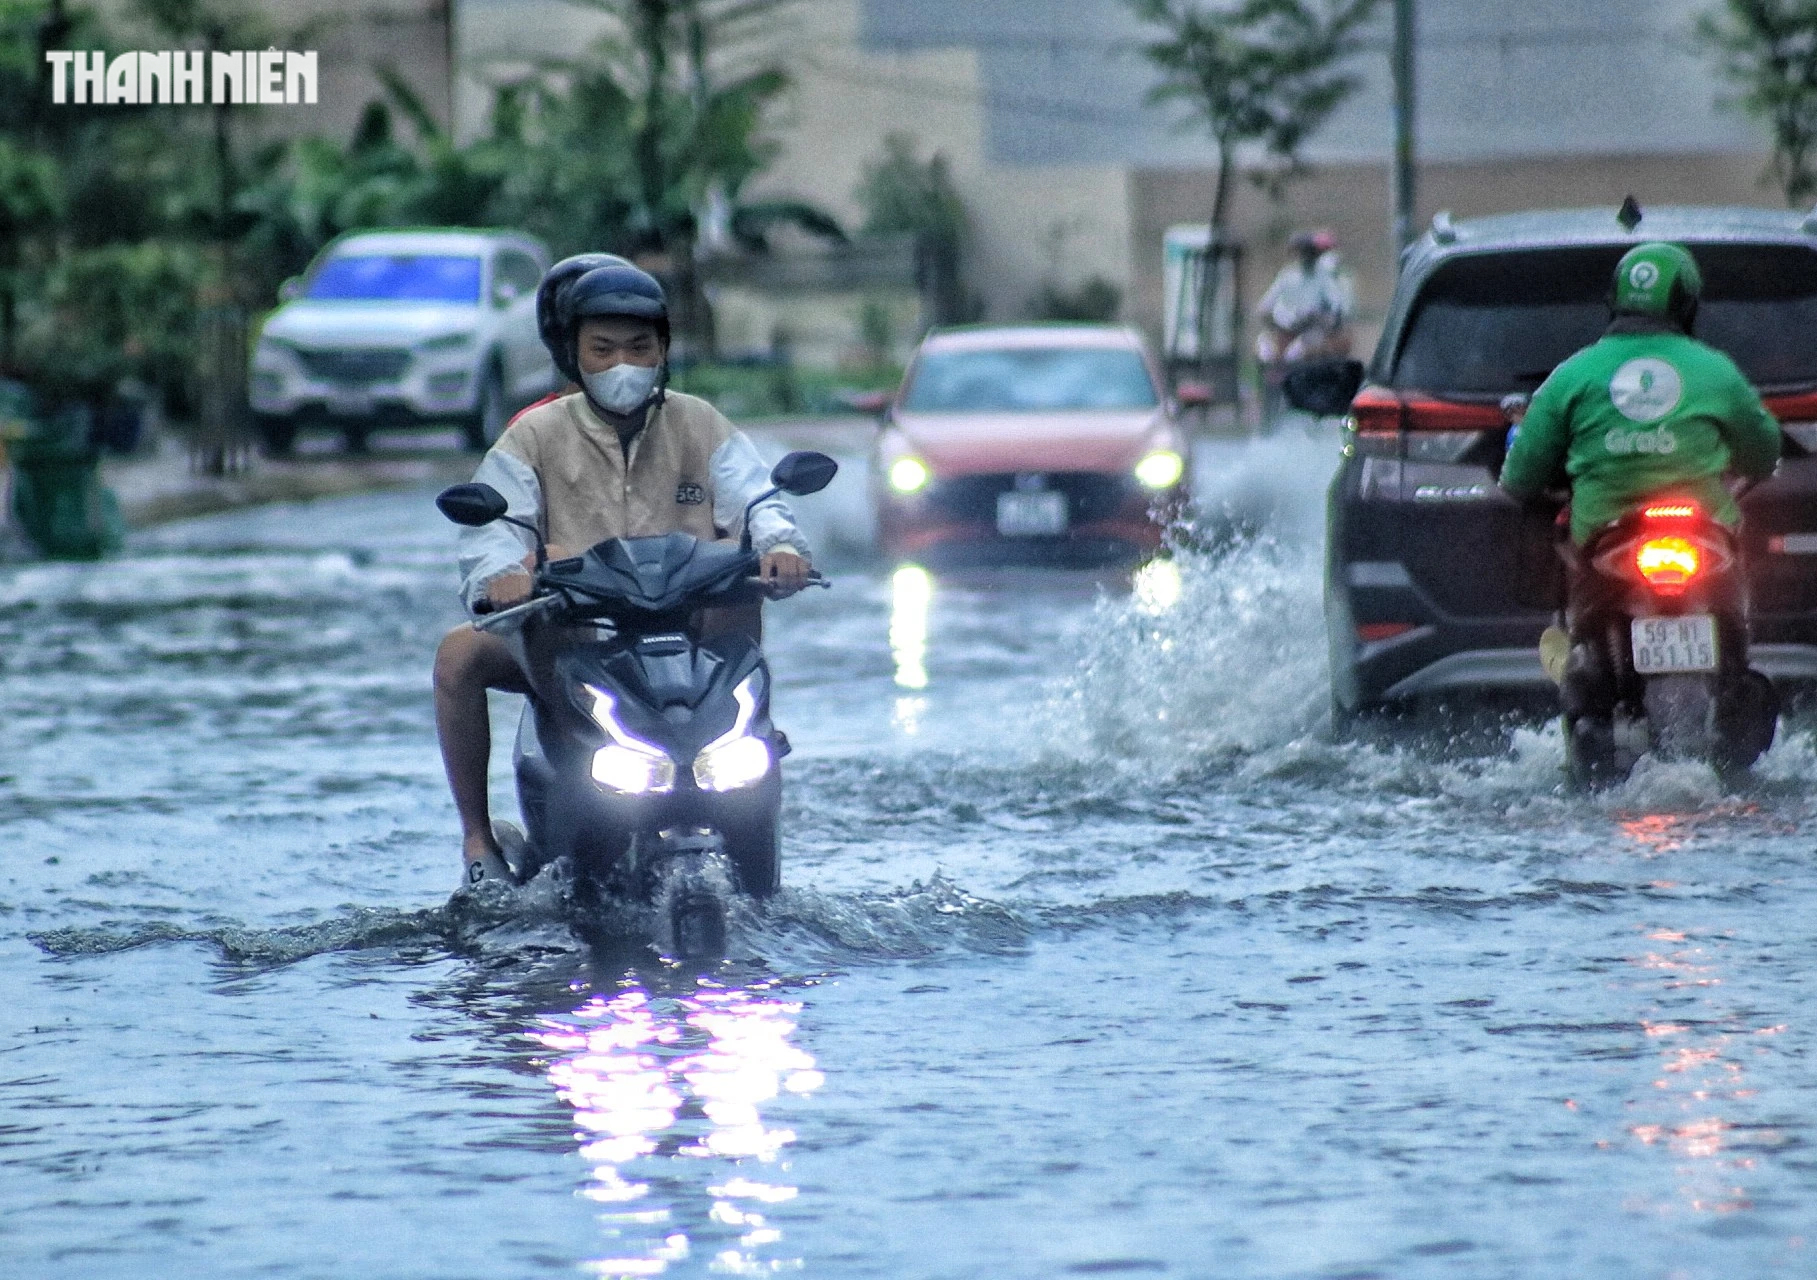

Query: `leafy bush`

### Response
(670, 360, 901, 419)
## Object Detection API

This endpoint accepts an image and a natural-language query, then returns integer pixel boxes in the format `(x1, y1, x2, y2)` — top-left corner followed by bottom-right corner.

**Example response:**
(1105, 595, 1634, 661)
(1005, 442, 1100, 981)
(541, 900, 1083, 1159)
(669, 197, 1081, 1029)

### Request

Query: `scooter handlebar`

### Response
(473, 593, 562, 632)
(745, 571, 831, 590)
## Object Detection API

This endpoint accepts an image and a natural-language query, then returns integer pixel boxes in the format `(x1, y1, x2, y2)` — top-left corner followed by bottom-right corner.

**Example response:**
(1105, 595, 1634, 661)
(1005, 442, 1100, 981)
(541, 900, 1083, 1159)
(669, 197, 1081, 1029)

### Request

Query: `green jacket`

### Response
(1500, 328, 1781, 543)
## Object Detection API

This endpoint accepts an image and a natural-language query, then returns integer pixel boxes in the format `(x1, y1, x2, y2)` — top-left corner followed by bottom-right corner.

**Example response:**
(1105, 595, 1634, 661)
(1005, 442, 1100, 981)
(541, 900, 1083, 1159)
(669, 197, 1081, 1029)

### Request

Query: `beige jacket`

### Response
(457, 390, 808, 610)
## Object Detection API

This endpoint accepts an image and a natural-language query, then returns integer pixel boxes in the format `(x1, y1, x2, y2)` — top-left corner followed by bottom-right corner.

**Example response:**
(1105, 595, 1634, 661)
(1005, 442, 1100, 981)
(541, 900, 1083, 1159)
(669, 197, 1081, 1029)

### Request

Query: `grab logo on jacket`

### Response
(1609, 357, 1683, 422)
(676, 481, 706, 506)
(1603, 425, 1678, 456)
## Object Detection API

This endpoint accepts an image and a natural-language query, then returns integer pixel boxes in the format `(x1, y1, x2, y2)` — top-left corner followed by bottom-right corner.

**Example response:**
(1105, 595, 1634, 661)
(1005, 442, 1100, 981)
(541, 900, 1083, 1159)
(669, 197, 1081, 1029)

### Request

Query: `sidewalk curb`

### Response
(105, 449, 478, 530)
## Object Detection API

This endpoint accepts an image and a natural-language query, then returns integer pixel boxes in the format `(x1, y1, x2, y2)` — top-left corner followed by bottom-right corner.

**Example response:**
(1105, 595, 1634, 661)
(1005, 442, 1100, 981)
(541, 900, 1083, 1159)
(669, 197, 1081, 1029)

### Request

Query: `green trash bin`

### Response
(1, 382, 124, 561)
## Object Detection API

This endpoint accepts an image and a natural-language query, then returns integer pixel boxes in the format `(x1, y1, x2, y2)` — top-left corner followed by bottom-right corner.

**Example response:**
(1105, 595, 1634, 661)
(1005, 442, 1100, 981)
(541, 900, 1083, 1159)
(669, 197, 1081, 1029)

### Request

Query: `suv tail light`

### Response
(1400, 394, 1505, 432)
(1348, 386, 1403, 437)
(1344, 386, 1506, 459)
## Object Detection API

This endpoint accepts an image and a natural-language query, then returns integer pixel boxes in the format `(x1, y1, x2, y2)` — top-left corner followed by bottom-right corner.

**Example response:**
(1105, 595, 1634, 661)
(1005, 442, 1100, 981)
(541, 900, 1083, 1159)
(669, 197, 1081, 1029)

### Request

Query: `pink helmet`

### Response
(1292, 229, 1338, 253)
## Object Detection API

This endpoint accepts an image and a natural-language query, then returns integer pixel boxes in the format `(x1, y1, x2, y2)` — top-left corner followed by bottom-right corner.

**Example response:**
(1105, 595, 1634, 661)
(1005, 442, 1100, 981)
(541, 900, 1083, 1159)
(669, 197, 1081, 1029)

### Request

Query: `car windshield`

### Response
(306, 254, 483, 303)
(903, 346, 1158, 412)
(1390, 243, 1817, 395)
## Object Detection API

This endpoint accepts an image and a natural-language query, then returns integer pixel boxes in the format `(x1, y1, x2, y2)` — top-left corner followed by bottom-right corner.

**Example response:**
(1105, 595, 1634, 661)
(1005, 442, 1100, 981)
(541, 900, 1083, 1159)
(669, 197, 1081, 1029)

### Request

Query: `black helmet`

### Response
(537, 253, 628, 383)
(536, 255, 671, 384)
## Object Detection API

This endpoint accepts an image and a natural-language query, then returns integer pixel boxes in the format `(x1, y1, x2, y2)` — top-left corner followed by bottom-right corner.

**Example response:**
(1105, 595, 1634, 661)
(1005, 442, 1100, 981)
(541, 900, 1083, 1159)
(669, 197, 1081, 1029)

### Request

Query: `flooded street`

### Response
(5, 438, 1817, 1279)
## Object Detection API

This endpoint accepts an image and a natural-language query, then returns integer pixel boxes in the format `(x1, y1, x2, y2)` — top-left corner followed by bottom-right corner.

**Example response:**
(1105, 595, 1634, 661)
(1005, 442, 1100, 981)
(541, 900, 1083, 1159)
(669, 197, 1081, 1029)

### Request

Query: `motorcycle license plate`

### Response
(1631, 615, 1718, 674)
(996, 491, 1067, 536)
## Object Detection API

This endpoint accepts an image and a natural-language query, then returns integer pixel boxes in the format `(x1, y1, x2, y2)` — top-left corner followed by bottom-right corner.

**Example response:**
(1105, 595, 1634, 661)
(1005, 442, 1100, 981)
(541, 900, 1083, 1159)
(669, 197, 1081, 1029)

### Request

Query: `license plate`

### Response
(996, 490, 1067, 536)
(1631, 615, 1718, 674)
(326, 387, 373, 416)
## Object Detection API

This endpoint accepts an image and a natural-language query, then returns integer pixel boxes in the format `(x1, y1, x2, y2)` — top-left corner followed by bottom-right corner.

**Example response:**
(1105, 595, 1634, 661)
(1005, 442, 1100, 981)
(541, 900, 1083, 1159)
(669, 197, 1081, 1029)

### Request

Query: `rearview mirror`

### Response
(769, 450, 839, 496)
(1282, 359, 1366, 417)
(436, 482, 509, 527)
(278, 277, 302, 302)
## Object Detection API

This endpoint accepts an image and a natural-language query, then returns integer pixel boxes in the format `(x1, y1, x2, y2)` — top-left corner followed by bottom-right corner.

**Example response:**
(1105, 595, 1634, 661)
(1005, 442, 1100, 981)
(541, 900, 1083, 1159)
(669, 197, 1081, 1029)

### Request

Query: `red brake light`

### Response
(1636, 536, 1701, 592)
(1399, 395, 1506, 431)
(1642, 503, 1698, 520)
(1349, 386, 1402, 435)
(1356, 622, 1418, 643)
(1345, 387, 1509, 435)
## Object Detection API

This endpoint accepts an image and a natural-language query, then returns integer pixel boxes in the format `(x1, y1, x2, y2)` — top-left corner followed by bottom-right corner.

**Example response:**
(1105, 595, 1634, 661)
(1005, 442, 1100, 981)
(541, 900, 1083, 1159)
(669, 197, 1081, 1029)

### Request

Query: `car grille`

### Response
(930, 472, 1131, 525)
(293, 347, 411, 383)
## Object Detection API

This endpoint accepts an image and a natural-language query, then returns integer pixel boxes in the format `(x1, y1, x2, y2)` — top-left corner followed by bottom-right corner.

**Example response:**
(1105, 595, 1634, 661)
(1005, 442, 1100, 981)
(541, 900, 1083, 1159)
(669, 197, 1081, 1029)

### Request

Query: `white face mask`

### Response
(582, 362, 662, 416)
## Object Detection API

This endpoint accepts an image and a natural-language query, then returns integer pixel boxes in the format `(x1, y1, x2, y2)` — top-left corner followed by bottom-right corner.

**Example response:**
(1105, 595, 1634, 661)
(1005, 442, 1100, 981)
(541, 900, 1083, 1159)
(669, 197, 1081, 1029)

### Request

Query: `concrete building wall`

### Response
(751, 0, 1133, 324)
(444, 2, 1790, 352)
(857, 0, 1758, 166)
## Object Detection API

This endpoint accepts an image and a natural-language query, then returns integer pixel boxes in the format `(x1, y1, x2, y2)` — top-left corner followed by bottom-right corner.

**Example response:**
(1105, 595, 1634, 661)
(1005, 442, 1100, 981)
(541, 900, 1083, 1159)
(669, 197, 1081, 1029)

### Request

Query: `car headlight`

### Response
(584, 685, 675, 795)
(888, 456, 931, 494)
(1134, 449, 1185, 490)
(692, 674, 772, 791)
(419, 331, 475, 353)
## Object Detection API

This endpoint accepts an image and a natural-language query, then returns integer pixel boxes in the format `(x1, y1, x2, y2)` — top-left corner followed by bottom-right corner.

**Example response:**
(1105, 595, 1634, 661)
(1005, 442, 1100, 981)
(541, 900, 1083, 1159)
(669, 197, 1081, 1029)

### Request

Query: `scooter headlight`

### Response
(692, 674, 772, 792)
(694, 734, 771, 792)
(583, 685, 675, 795)
(591, 743, 677, 795)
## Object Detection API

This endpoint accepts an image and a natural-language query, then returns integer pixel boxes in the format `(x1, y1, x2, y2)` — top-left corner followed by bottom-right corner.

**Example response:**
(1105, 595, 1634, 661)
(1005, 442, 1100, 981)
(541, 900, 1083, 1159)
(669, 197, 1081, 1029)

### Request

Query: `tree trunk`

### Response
(0, 281, 14, 373)
(634, 0, 671, 247)
(1209, 137, 1234, 244)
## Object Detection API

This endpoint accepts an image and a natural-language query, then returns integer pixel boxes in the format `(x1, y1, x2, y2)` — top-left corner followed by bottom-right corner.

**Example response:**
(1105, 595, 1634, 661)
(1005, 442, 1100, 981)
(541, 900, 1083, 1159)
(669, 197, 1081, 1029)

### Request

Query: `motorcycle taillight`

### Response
(1635, 536, 1701, 593)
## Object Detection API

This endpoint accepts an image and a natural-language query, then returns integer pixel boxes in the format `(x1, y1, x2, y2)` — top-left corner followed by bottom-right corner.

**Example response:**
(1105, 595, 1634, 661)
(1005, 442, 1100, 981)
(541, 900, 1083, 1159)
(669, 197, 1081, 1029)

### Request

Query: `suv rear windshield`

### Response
(1389, 243, 1817, 395)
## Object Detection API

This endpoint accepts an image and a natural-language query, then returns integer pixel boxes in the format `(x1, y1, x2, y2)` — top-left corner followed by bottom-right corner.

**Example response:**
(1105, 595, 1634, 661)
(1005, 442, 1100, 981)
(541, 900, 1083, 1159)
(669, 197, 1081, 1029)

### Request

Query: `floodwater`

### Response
(4, 431, 1817, 1279)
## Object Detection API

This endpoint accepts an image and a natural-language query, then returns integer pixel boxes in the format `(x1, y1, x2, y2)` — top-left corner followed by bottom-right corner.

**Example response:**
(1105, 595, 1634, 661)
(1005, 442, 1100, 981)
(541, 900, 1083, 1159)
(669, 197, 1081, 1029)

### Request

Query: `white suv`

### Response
(250, 229, 557, 453)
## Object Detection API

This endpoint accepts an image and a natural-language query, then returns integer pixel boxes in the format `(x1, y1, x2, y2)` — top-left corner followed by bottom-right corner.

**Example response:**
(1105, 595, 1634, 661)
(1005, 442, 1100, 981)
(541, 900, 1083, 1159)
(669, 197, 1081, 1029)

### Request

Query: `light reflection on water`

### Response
(1621, 921, 1777, 1218)
(889, 563, 932, 691)
(531, 977, 822, 1277)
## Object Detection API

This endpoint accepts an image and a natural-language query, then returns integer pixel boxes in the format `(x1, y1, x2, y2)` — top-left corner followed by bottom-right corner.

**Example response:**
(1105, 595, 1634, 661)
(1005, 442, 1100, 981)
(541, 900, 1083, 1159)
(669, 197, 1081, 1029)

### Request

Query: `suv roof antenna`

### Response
(1617, 196, 1643, 232)
(1430, 210, 1457, 244)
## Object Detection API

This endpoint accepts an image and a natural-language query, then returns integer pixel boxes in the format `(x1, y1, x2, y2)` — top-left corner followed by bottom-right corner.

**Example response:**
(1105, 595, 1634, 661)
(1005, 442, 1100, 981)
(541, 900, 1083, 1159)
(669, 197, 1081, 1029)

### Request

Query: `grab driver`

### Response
(434, 258, 811, 886)
(1500, 241, 1781, 744)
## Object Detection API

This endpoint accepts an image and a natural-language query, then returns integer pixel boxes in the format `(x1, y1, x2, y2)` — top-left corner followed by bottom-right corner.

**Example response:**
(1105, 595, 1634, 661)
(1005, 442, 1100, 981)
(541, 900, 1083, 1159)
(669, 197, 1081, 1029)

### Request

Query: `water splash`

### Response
(1052, 537, 1329, 764)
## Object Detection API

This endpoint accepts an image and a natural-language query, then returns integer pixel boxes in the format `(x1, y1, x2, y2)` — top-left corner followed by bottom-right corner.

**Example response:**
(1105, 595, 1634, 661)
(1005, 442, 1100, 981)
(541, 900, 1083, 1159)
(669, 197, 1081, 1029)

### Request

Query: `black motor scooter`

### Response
(1561, 495, 1778, 786)
(436, 450, 838, 954)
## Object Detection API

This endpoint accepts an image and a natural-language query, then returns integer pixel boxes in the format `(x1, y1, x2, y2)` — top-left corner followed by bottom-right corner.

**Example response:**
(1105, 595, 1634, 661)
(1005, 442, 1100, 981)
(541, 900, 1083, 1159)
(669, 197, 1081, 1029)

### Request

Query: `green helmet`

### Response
(1612, 242, 1703, 318)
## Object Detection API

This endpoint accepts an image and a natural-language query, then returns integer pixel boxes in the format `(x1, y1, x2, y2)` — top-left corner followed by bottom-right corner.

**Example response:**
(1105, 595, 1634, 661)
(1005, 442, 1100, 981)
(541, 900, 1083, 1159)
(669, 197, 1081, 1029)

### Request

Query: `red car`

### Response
(870, 324, 1190, 565)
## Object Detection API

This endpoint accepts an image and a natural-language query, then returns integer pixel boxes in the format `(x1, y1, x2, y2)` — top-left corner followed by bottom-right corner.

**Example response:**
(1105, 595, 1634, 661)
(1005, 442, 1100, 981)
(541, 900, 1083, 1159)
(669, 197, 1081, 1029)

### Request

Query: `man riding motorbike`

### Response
(1499, 241, 1782, 766)
(1255, 229, 1354, 419)
(432, 257, 812, 886)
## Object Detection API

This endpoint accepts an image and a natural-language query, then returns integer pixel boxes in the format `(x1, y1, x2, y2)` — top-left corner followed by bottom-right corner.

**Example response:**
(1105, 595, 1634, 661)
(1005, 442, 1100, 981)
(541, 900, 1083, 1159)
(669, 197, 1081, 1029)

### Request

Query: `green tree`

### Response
(0, 138, 60, 369)
(538, 0, 839, 346)
(1128, 0, 1382, 237)
(854, 133, 974, 324)
(1697, 0, 1817, 205)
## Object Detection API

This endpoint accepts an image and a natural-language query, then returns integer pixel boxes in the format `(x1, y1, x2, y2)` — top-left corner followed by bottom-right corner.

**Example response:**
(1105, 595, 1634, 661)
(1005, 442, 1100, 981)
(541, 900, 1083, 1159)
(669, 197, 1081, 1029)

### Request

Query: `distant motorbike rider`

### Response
(433, 256, 813, 887)
(1499, 241, 1782, 744)
(1255, 230, 1354, 418)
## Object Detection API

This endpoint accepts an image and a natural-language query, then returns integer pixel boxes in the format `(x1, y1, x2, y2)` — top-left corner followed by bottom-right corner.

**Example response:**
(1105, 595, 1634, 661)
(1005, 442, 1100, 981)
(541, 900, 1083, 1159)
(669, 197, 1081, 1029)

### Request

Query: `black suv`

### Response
(1295, 205, 1817, 720)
